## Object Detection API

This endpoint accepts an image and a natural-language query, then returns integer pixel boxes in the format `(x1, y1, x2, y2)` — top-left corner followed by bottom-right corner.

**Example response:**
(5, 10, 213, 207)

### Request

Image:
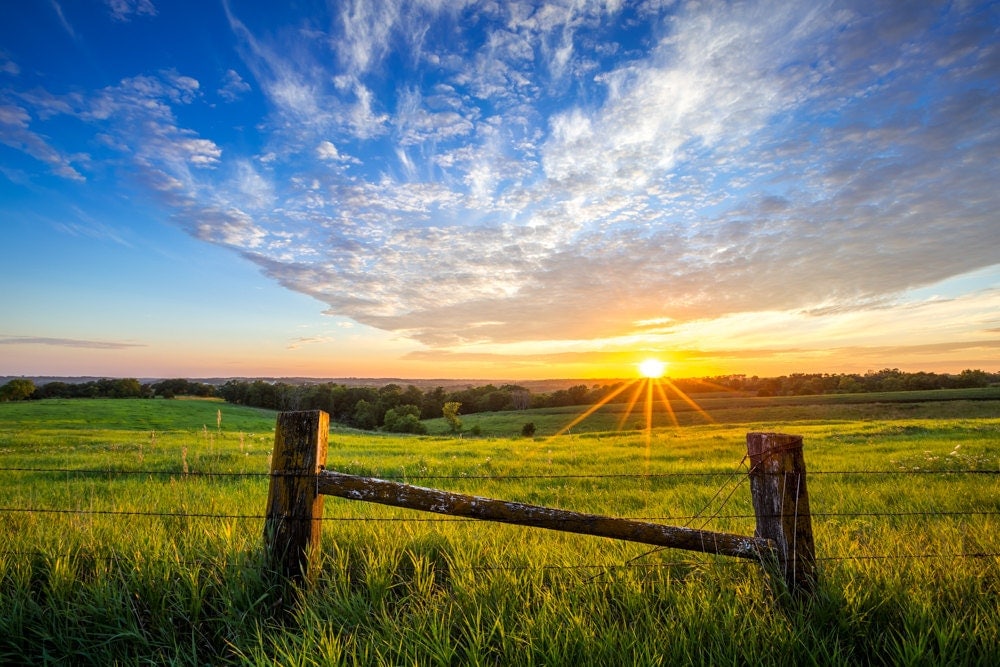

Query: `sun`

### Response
(638, 358, 667, 378)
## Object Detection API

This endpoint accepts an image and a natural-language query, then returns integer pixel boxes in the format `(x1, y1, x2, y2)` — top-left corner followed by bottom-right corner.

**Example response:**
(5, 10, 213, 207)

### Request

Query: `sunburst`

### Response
(638, 358, 666, 378)
(552, 358, 714, 442)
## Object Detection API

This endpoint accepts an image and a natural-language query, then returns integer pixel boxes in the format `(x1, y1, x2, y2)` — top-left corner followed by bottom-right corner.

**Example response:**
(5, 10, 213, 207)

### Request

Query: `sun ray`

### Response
(662, 377, 716, 423)
(643, 378, 653, 458)
(682, 377, 743, 394)
(615, 379, 646, 431)
(653, 378, 679, 428)
(551, 379, 637, 438)
(545, 359, 714, 448)
(644, 378, 654, 432)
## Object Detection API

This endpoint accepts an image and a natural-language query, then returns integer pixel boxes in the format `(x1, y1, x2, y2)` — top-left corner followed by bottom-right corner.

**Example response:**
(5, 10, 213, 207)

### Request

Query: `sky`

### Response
(1, 0, 998, 381)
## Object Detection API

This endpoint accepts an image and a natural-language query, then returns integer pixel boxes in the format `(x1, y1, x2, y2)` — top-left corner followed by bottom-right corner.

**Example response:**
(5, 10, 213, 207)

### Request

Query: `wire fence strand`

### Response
(1, 465, 997, 479)
(2, 464, 996, 569)
(3, 506, 998, 522)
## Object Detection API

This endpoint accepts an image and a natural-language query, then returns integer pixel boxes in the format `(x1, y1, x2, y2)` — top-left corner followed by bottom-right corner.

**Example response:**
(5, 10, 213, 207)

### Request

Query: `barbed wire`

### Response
(2, 506, 997, 522)
(814, 553, 1000, 562)
(1, 465, 996, 479)
(0, 549, 995, 569)
(2, 461, 995, 576)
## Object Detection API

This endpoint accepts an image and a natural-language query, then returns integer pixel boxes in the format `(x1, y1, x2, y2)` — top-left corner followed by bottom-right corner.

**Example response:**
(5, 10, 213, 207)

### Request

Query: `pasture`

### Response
(1, 395, 998, 665)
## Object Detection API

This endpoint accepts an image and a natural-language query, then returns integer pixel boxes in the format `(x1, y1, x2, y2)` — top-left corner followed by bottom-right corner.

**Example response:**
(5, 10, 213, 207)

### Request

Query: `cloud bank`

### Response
(5, 0, 998, 354)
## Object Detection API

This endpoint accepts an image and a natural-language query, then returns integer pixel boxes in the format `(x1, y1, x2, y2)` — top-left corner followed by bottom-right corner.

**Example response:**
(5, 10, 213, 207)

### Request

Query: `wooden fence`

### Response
(263, 411, 816, 599)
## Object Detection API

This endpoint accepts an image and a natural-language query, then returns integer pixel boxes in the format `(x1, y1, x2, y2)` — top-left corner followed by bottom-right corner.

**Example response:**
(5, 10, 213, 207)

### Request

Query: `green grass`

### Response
(1, 397, 998, 664)
(428, 386, 1000, 436)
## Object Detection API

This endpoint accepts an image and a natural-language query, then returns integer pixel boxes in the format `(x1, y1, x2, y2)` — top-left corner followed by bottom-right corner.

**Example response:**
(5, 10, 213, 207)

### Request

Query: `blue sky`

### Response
(1, 0, 998, 380)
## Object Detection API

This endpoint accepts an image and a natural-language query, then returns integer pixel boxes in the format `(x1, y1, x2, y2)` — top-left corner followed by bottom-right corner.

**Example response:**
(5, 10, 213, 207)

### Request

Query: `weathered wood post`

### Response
(264, 410, 328, 585)
(747, 432, 816, 598)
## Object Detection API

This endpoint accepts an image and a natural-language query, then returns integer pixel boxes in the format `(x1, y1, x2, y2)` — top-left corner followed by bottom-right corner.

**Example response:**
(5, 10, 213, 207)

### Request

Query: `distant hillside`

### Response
(1, 375, 620, 393)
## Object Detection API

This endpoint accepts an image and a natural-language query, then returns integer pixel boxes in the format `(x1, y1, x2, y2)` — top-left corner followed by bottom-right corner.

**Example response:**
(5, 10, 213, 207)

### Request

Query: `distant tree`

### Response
(401, 385, 424, 409)
(443, 402, 462, 433)
(837, 376, 863, 393)
(421, 387, 446, 419)
(379, 383, 403, 411)
(152, 379, 215, 399)
(521, 422, 536, 438)
(0, 378, 35, 402)
(35, 381, 70, 399)
(756, 377, 781, 397)
(477, 390, 510, 412)
(955, 369, 990, 388)
(353, 399, 379, 430)
(382, 405, 427, 434)
(502, 385, 531, 410)
(112, 378, 144, 398)
(567, 384, 589, 405)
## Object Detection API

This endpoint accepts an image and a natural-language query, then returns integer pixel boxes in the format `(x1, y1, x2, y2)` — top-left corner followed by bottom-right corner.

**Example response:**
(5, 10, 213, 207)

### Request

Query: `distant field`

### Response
(0, 396, 278, 432)
(426, 386, 1000, 436)
(1, 397, 998, 664)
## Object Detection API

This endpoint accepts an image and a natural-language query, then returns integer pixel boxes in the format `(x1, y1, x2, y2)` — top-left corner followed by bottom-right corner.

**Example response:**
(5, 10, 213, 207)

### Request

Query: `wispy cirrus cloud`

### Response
(0, 50, 19, 76)
(0, 336, 145, 350)
(0, 102, 87, 181)
(286, 335, 337, 351)
(106, 0, 156, 22)
(217, 69, 250, 102)
(4, 68, 267, 252)
(49, 1, 78, 40)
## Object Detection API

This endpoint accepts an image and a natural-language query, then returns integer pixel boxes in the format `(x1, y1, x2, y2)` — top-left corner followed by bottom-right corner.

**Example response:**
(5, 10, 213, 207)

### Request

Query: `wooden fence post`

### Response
(264, 410, 328, 585)
(746, 432, 816, 598)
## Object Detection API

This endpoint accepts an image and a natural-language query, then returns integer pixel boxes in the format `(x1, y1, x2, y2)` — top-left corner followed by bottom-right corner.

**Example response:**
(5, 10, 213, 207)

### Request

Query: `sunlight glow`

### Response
(551, 363, 717, 443)
(638, 359, 667, 378)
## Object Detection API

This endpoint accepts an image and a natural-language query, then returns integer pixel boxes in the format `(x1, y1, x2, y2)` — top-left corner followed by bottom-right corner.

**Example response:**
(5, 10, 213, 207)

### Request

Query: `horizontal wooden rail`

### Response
(317, 470, 774, 561)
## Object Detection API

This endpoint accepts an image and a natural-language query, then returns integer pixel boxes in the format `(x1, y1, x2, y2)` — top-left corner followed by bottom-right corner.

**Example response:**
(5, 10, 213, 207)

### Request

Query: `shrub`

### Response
(382, 406, 428, 435)
(0, 378, 35, 402)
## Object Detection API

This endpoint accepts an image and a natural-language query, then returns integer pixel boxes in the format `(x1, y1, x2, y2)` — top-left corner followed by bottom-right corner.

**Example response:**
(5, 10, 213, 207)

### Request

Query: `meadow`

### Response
(0, 394, 998, 665)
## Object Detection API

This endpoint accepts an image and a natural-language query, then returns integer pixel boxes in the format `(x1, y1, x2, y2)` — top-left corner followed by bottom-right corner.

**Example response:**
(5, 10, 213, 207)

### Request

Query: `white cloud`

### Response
(0, 104, 29, 128)
(218, 69, 251, 101)
(286, 335, 336, 350)
(0, 103, 86, 181)
(230, 160, 274, 210)
(316, 140, 341, 160)
(334, 0, 401, 77)
(0, 53, 18, 76)
(49, 1, 77, 39)
(192, 207, 268, 249)
(165, 71, 199, 97)
(347, 83, 389, 138)
(394, 86, 475, 146)
(177, 137, 221, 166)
(106, 0, 156, 22)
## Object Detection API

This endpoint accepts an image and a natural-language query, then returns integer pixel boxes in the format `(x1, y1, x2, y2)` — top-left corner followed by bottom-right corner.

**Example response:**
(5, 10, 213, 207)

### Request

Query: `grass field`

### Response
(1, 395, 998, 665)
(424, 386, 1000, 436)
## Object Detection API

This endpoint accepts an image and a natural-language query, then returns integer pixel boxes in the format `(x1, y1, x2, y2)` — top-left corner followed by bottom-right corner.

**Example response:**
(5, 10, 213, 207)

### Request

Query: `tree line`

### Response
(1, 369, 995, 434)
(689, 368, 997, 396)
(0, 378, 215, 402)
